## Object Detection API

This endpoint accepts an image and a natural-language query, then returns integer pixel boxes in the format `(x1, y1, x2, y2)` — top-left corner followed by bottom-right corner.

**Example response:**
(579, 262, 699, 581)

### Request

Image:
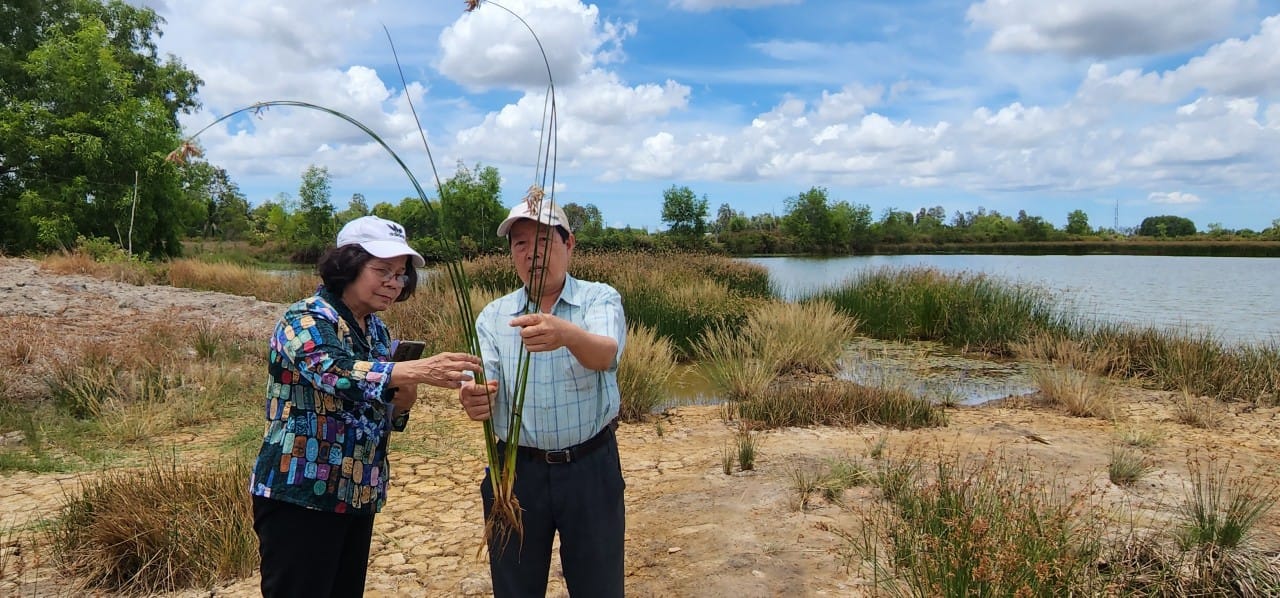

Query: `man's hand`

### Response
(510, 312, 574, 352)
(509, 312, 618, 371)
(458, 379, 499, 421)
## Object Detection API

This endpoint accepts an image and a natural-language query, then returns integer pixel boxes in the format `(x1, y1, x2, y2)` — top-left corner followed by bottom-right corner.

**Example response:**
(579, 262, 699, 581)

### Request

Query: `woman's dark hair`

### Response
(316, 245, 418, 302)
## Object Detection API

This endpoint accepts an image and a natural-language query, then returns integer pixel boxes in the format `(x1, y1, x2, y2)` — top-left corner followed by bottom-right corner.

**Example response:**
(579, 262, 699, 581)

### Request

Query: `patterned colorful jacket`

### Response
(250, 287, 408, 515)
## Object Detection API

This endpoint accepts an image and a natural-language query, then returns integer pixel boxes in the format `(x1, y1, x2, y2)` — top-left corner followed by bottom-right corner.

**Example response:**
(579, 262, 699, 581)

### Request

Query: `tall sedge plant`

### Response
(463, 0, 563, 552)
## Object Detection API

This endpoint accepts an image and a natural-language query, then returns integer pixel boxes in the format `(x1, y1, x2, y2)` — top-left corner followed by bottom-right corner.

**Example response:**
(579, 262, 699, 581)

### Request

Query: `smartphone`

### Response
(391, 340, 426, 362)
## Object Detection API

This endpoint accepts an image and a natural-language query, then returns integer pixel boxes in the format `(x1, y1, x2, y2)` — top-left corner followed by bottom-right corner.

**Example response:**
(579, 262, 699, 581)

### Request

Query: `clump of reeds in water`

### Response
(1083, 323, 1280, 404)
(811, 266, 1065, 355)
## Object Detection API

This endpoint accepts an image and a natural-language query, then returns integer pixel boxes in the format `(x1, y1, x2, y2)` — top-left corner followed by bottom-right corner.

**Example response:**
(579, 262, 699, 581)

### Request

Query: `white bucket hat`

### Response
(336, 215, 426, 268)
(496, 201, 572, 237)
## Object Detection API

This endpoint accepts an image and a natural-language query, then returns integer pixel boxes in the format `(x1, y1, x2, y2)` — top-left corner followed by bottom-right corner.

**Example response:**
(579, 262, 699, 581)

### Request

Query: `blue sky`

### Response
(140, 0, 1280, 232)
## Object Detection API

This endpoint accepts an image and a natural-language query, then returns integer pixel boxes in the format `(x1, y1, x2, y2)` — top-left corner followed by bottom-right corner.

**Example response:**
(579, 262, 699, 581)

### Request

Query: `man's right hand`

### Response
(458, 379, 498, 421)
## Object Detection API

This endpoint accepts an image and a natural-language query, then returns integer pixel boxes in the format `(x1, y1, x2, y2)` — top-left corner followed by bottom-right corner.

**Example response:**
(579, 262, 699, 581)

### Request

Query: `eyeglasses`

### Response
(368, 266, 410, 286)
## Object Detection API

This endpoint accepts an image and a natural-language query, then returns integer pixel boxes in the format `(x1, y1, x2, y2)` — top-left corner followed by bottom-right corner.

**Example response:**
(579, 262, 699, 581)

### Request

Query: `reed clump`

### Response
(3, 318, 261, 473)
(1109, 447, 1155, 487)
(1016, 334, 1121, 419)
(617, 323, 678, 421)
(859, 451, 1106, 596)
(1103, 456, 1280, 596)
(48, 457, 256, 594)
(1082, 324, 1280, 404)
(736, 380, 944, 430)
(811, 266, 1065, 356)
(696, 301, 858, 399)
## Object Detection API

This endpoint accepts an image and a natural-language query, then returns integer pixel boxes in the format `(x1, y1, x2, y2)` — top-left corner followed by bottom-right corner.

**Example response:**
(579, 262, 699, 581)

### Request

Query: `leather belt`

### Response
(500, 420, 617, 464)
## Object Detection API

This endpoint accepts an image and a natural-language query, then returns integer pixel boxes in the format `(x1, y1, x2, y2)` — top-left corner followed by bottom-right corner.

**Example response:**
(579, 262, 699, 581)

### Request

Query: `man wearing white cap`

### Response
(251, 215, 483, 597)
(459, 200, 628, 597)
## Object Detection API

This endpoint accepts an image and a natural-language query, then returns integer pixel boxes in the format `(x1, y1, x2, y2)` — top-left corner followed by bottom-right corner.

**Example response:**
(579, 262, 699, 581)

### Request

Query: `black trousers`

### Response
(482, 428, 626, 597)
(252, 496, 376, 598)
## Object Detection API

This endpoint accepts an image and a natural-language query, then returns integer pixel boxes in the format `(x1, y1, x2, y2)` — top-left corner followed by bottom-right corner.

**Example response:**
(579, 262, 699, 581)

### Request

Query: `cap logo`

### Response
(386, 223, 405, 239)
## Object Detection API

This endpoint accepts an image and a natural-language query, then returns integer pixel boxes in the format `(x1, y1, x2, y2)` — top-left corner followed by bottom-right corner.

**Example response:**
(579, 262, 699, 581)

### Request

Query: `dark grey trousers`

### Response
(482, 428, 626, 598)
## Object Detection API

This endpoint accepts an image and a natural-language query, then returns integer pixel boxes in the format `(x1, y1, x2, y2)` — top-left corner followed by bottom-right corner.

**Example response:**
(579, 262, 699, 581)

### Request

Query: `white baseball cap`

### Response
(336, 215, 426, 268)
(496, 201, 572, 237)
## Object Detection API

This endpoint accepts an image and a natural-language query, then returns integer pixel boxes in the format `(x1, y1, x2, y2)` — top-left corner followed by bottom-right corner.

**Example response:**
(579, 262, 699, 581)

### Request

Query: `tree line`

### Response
(3, 1, 1277, 262)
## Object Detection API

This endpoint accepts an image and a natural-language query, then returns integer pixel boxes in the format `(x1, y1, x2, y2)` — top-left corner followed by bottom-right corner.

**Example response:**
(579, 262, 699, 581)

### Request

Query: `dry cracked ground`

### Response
(2, 256, 1280, 597)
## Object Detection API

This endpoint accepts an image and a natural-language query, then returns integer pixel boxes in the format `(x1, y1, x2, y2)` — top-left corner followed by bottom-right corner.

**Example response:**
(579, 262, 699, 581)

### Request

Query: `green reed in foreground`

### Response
(861, 452, 1106, 597)
(853, 451, 1280, 597)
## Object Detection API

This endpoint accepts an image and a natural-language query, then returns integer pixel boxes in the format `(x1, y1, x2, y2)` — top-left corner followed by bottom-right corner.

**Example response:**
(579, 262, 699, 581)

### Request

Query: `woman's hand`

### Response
(391, 352, 482, 389)
(391, 384, 418, 414)
(458, 379, 498, 421)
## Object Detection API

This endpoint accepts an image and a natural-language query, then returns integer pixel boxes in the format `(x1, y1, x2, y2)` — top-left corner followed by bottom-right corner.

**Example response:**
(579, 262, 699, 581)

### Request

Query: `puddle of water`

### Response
(661, 337, 1037, 409)
(838, 338, 1038, 406)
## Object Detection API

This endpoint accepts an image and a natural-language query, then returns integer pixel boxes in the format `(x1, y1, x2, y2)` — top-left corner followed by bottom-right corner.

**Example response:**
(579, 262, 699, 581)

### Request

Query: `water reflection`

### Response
(661, 338, 1037, 409)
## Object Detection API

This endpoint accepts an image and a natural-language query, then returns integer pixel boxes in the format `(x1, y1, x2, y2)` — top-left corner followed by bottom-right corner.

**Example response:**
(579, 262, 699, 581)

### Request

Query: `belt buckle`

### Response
(544, 449, 571, 464)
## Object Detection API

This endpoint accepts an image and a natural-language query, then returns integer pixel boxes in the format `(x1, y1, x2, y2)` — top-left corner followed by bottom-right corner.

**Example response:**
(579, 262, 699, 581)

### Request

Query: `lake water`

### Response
(661, 254, 1277, 407)
(744, 254, 1280, 346)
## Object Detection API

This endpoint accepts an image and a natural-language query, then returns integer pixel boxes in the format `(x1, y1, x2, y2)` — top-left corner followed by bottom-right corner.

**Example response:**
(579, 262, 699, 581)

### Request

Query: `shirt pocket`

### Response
(563, 360, 597, 393)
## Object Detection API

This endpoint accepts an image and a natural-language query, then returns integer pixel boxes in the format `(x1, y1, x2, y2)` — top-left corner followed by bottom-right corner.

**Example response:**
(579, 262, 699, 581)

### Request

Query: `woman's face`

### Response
(342, 255, 409, 319)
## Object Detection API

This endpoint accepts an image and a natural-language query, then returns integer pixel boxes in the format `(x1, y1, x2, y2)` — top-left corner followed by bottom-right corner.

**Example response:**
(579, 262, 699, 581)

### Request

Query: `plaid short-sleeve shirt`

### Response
(477, 275, 627, 450)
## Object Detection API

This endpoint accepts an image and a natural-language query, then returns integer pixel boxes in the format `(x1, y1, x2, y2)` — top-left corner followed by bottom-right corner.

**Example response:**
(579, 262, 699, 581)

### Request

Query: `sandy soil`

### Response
(2, 256, 1279, 597)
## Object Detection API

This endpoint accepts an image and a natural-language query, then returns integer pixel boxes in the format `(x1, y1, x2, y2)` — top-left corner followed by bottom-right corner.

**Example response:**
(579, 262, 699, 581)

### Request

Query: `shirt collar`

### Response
(502, 274, 582, 315)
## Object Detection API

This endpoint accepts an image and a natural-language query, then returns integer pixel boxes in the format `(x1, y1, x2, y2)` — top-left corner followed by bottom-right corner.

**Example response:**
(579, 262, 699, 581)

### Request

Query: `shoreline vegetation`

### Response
(3, 248, 1280, 595)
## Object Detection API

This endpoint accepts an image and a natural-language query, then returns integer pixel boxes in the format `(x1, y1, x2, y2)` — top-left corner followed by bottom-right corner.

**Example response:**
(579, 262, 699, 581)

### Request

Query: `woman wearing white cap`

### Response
(249, 215, 483, 597)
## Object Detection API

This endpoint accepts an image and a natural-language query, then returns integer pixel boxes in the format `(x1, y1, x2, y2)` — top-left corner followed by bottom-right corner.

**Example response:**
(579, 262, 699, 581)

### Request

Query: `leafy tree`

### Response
(1263, 218, 1280, 241)
(1016, 210, 1054, 241)
(561, 202, 604, 238)
(438, 162, 505, 254)
(1065, 209, 1091, 236)
(1137, 215, 1196, 237)
(713, 203, 738, 235)
(336, 193, 370, 227)
(0, 0, 201, 256)
(660, 185, 708, 237)
(831, 201, 873, 252)
(180, 162, 248, 240)
(875, 209, 915, 244)
(783, 187, 834, 252)
(294, 165, 335, 249)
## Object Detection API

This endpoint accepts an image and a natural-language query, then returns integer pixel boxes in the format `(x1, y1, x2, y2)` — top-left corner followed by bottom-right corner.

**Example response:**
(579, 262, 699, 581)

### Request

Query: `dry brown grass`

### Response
(695, 326, 776, 402)
(165, 259, 316, 304)
(1017, 334, 1121, 419)
(748, 300, 858, 375)
(1174, 390, 1226, 429)
(40, 251, 156, 286)
(49, 457, 256, 594)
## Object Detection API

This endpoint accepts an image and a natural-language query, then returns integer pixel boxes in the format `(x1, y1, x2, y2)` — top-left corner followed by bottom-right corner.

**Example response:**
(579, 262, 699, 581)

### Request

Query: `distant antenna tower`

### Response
(1113, 199, 1119, 230)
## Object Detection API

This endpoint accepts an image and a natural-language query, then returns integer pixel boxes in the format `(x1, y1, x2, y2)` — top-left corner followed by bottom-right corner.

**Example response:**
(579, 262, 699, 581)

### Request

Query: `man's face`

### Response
(508, 219, 573, 293)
